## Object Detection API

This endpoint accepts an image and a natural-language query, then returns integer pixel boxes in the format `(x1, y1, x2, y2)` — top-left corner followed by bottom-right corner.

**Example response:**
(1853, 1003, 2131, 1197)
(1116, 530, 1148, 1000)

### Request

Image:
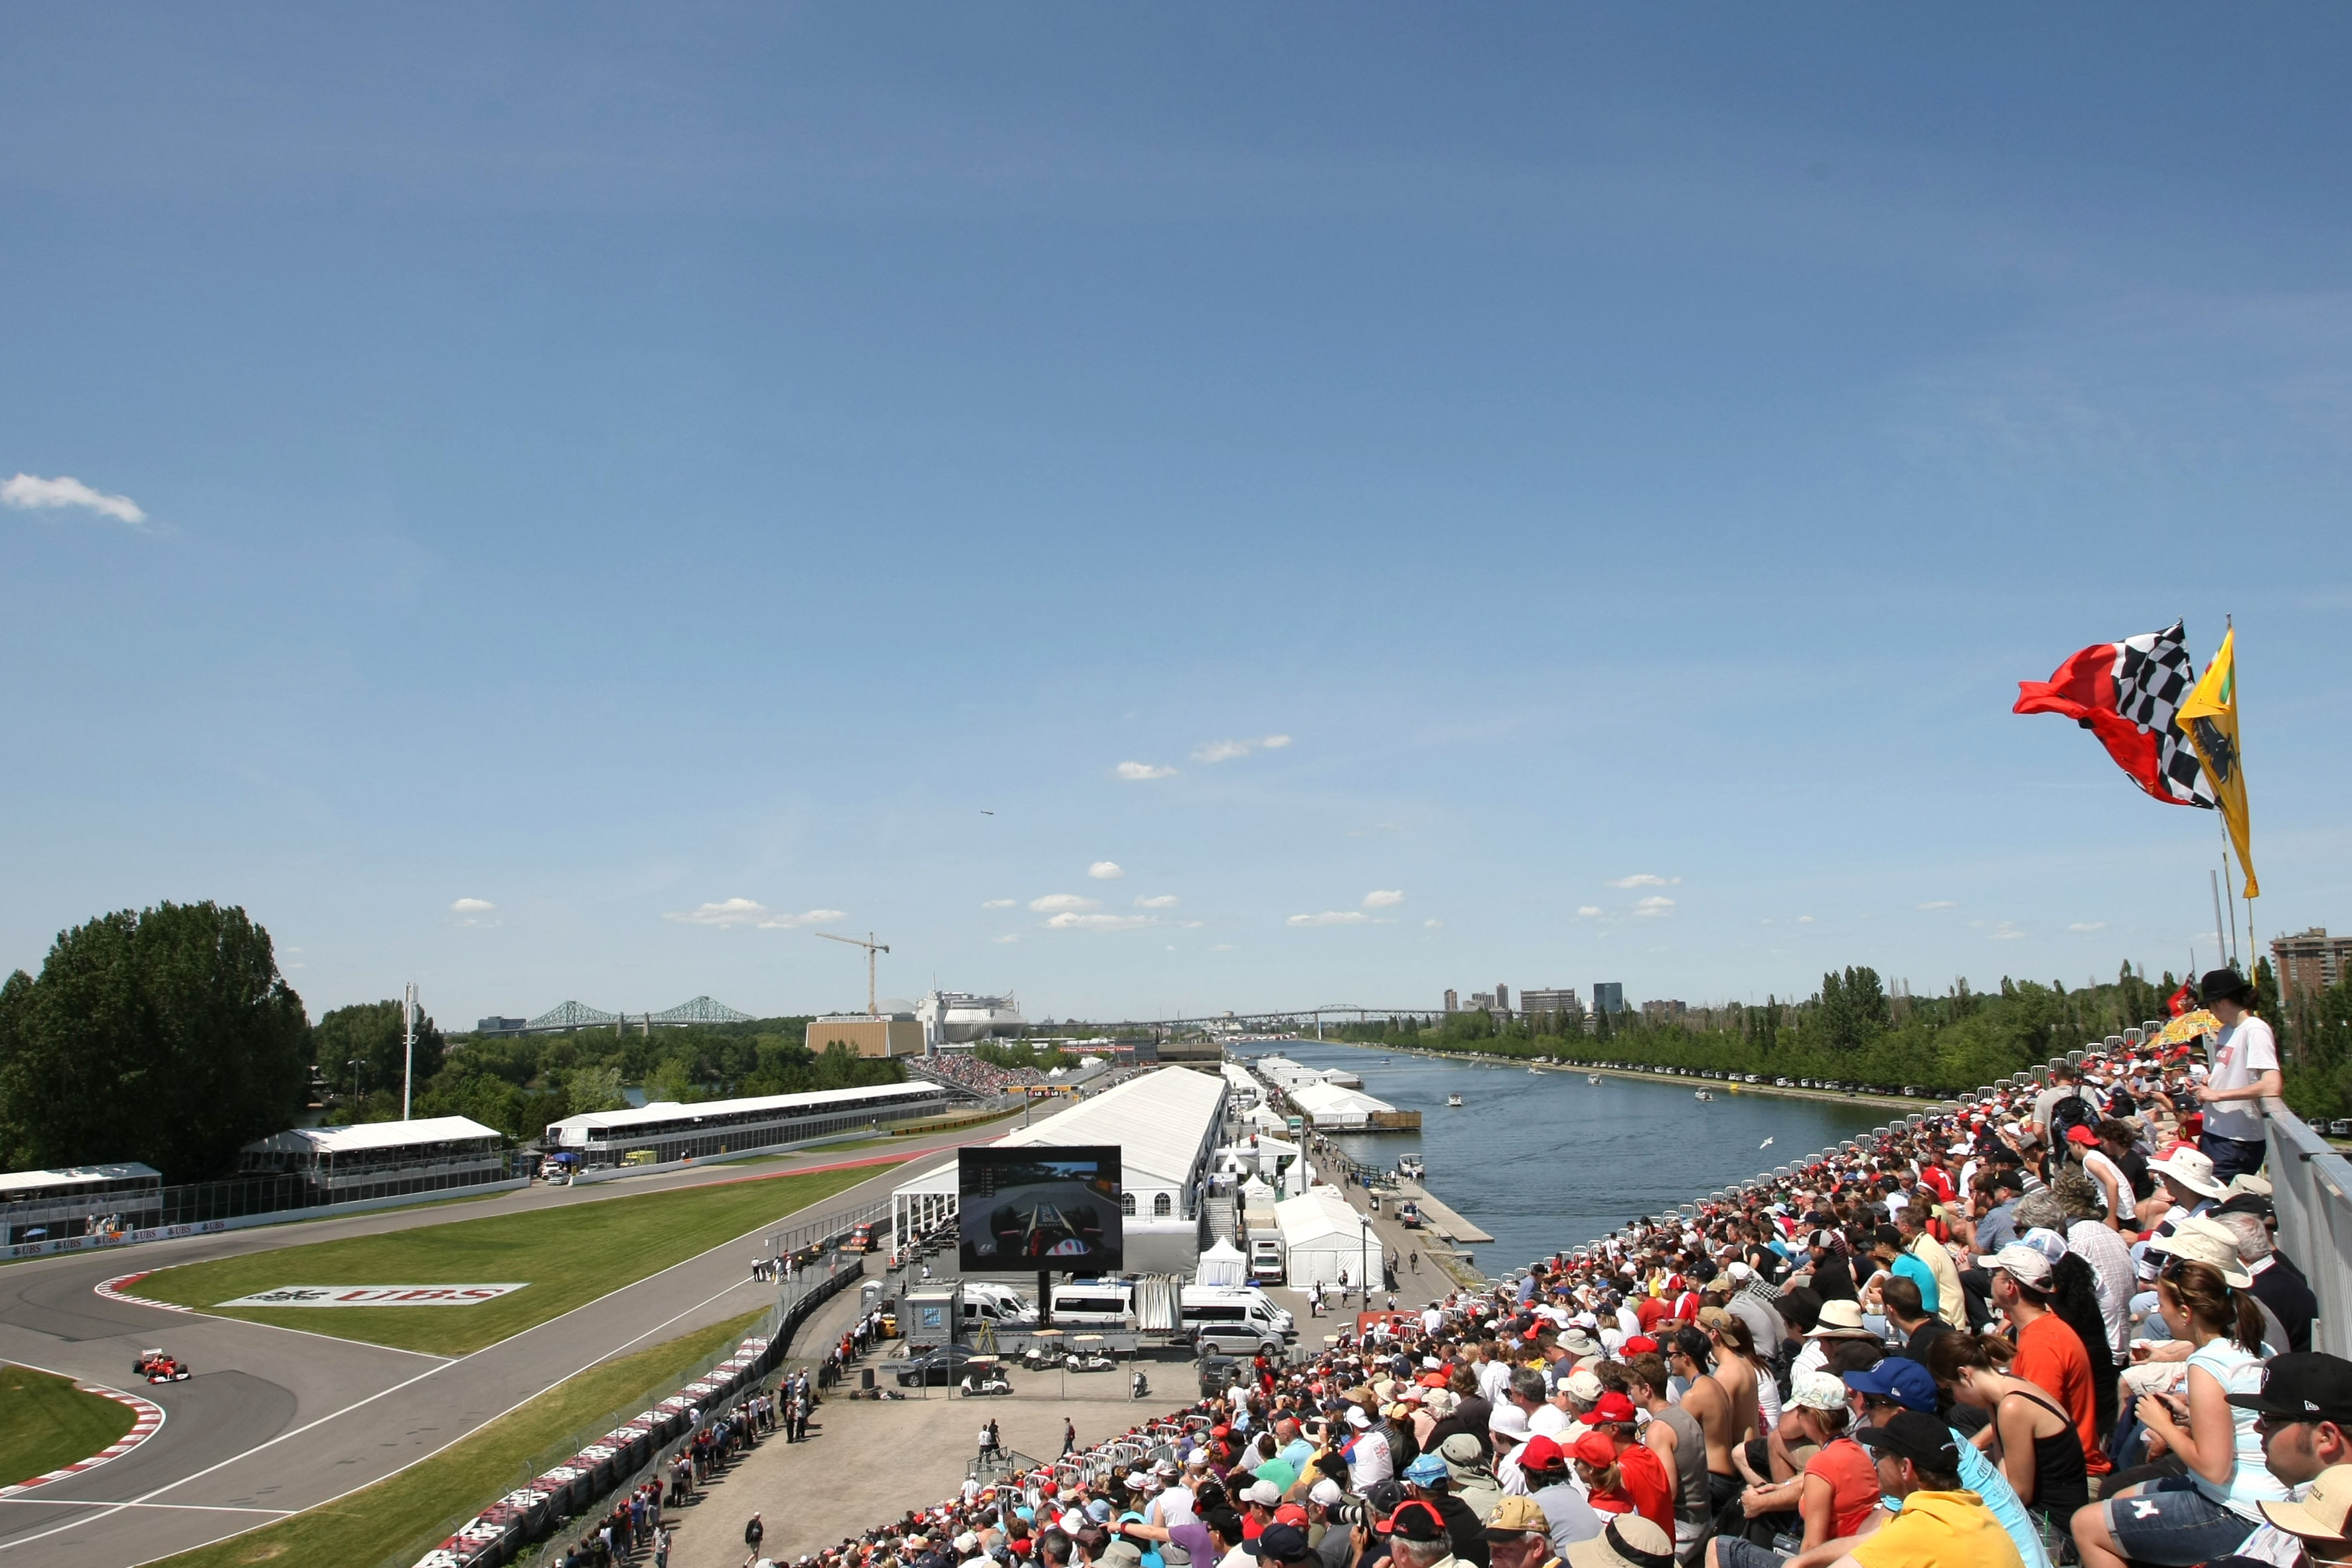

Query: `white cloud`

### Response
(1088, 861, 1125, 880)
(1796, 915, 1815, 924)
(1362, 890, 1405, 909)
(992, 933, 1020, 944)
(1211, 943, 1235, 952)
(981, 898, 1016, 909)
(1605, 874, 1682, 889)
(2069, 920, 2107, 931)
(1044, 911, 1153, 931)
(450, 898, 495, 913)
(3, 473, 147, 525)
(763, 908, 845, 929)
(1176, 919, 1205, 928)
(665, 898, 770, 927)
(1114, 761, 1176, 780)
(1633, 896, 1676, 918)
(1030, 894, 1099, 913)
(1987, 920, 2026, 941)
(1916, 900, 1957, 911)
(1135, 894, 1181, 908)
(1288, 910, 1372, 927)
(1193, 734, 1294, 764)
(1577, 905, 1603, 917)
(1423, 919, 1443, 929)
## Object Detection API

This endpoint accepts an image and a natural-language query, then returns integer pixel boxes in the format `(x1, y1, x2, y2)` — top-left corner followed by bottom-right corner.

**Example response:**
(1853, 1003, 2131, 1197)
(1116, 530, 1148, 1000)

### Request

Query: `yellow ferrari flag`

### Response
(2178, 627, 2257, 898)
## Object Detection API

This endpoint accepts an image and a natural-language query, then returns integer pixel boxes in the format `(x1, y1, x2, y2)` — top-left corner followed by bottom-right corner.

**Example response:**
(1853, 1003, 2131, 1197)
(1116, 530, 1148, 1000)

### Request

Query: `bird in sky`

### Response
(1759, 1137, 1774, 1149)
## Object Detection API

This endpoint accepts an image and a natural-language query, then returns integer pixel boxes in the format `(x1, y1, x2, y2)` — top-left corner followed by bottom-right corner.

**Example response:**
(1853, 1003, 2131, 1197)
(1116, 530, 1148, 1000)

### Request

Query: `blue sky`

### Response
(3, 7, 2346, 1026)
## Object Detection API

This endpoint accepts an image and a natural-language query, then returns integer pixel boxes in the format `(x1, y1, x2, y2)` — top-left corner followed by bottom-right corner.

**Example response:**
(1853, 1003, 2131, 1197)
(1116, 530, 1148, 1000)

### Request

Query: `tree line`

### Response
(1334, 960, 2352, 1121)
(0, 902, 905, 1182)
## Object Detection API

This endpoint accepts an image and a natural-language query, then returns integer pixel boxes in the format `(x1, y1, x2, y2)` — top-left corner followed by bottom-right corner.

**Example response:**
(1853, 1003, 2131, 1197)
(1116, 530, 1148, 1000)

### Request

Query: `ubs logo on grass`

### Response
(218, 1284, 529, 1308)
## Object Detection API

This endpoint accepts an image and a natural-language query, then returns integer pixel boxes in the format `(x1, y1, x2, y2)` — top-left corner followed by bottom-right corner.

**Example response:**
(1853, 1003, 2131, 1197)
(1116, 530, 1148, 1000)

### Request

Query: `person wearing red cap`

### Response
(1573, 1397, 1672, 1539)
(2062, 1123, 2130, 1228)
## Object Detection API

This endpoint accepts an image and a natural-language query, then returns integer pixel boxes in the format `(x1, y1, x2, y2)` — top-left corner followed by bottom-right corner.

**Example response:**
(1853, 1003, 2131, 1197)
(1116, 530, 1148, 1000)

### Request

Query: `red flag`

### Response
(2167, 980, 2195, 1018)
(2013, 621, 2215, 807)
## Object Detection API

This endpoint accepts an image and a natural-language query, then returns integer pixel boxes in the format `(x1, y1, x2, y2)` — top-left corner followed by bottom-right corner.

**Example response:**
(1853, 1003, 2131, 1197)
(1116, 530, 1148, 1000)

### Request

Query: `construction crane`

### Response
(814, 930, 890, 1016)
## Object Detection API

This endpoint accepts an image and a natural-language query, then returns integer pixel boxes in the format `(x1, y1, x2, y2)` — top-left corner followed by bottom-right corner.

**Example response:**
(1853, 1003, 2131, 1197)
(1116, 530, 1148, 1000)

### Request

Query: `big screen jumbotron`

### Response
(957, 1145, 1123, 1273)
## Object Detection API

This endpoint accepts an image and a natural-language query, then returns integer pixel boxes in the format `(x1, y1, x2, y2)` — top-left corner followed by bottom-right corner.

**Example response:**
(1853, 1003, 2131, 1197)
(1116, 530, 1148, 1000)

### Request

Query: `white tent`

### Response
(1274, 1187, 1380, 1289)
(1194, 1237, 1247, 1287)
(1286, 1081, 1396, 1130)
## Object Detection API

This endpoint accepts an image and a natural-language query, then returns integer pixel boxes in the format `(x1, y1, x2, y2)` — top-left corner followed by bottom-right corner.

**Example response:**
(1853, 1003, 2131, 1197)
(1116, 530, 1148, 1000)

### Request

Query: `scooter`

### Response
(1129, 1370, 1151, 1401)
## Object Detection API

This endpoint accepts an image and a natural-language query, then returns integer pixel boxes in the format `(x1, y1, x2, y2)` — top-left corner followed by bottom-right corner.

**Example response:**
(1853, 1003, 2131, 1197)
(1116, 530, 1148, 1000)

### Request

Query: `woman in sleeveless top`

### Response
(1926, 1331, 2088, 1523)
(2071, 1255, 2284, 1568)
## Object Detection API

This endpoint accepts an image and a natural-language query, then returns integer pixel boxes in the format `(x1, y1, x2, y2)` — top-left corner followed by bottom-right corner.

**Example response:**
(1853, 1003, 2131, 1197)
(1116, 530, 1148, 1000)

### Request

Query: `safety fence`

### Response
(2267, 1105, 2352, 1360)
(394, 1252, 869, 1568)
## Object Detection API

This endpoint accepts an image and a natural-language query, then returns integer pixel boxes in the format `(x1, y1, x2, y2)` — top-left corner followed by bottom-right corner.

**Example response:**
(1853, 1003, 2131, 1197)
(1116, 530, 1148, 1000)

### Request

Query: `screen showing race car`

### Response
(957, 1145, 1123, 1273)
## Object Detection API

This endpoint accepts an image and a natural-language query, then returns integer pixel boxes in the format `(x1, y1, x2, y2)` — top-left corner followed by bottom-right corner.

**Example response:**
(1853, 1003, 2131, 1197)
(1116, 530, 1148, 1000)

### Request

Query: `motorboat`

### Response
(1587, 1075, 1601, 1085)
(1446, 1093, 1463, 1107)
(1693, 1089, 1714, 1101)
(1398, 1153, 1425, 1180)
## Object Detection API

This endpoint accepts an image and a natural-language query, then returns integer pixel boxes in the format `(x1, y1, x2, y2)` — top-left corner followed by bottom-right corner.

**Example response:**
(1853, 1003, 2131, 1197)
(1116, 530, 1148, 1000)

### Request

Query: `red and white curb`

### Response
(0, 1383, 165, 1497)
(94, 1272, 191, 1314)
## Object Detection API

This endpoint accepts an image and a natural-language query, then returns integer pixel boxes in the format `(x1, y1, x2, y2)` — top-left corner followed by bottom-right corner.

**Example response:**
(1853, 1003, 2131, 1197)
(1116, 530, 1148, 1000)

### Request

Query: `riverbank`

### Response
(1362, 1042, 1957, 1117)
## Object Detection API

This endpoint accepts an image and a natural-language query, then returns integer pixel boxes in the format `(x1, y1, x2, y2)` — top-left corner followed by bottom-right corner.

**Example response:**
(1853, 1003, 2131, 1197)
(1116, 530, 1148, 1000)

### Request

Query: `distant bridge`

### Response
(500, 996, 758, 1034)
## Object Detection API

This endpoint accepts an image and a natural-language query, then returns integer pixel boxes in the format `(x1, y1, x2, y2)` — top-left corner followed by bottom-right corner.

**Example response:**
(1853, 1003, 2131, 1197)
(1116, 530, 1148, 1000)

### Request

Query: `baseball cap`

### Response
(1401, 1454, 1450, 1488)
(1307, 1478, 1345, 1509)
(1844, 1358, 1937, 1412)
(2065, 1125, 2100, 1146)
(2149, 1216, 2255, 1288)
(1516, 1434, 1567, 1474)
(1853, 1409, 1960, 1470)
(1992, 1243, 2053, 1289)
(1568, 1430, 1616, 1468)
(1790, 1370, 1849, 1412)
(1247, 1525, 1312, 1563)
(1488, 1404, 1531, 1443)
(1241, 1479, 1283, 1507)
(1562, 1368, 1605, 1403)
(1484, 1496, 1552, 1539)
(1381, 1502, 1448, 1545)
(1579, 1391, 1637, 1427)
(2259, 1464, 2352, 1541)
(2225, 1353, 2352, 1427)
(1619, 1335, 1658, 1356)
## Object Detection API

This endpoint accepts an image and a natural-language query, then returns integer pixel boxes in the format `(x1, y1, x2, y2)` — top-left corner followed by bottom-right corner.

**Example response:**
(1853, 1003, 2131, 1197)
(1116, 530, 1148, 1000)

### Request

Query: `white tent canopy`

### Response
(1274, 1186, 1380, 1289)
(1194, 1238, 1247, 1287)
(1285, 1081, 1395, 1130)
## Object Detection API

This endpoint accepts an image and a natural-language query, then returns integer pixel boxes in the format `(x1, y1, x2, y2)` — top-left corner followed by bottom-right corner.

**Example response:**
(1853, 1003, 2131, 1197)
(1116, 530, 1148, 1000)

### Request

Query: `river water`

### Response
(1258, 1040, 1888, 1273)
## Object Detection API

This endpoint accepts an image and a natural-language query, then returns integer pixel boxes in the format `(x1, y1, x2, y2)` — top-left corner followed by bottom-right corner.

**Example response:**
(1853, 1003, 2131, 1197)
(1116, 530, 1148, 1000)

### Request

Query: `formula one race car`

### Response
(132, 1348, 191, 1383)
(986, 1199, 1104, 1260)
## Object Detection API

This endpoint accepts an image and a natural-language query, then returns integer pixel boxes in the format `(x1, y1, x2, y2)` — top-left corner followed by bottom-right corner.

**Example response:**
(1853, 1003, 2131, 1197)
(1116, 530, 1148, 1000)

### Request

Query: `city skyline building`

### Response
(2273, 927, 2352, 1001)
(1593, 982, 1625, 1014)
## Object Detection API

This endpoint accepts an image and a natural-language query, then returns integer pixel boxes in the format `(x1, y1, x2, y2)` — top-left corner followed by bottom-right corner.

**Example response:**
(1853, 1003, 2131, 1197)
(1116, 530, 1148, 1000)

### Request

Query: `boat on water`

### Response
(1528, 1066, 1542, 1075)
(1446, 1093, 1464, 1107)
(1399, 1153, 1425, 1180)
(1587, 1074, 1601, 1085)
(1694, 1089, 1714, 1101)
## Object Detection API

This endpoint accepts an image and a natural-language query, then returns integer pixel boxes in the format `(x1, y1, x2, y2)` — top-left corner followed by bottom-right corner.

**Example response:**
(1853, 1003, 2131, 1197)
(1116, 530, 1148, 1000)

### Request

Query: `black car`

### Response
(1198, 1353, 1237, 1398)
(896, 1344, 990, 1387)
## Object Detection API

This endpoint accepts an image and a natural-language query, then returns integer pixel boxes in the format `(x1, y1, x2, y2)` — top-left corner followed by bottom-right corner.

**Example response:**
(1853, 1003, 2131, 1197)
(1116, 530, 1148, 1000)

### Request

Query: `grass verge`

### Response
(0, 1364, 137, 1488)
(144, 1308, 765, 1568)
(137, 1160, 899, 1356)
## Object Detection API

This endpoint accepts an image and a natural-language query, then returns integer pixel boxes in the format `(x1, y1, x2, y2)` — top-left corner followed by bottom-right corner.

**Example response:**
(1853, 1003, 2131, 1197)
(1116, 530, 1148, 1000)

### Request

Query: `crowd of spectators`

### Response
(749, 967, 2346, 1568)
(916, 1054, 1056, 1097)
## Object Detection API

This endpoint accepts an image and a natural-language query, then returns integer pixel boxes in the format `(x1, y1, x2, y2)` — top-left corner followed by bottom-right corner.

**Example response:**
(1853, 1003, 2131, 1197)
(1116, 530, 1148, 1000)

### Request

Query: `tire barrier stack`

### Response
(402, 1257, 869, 1568)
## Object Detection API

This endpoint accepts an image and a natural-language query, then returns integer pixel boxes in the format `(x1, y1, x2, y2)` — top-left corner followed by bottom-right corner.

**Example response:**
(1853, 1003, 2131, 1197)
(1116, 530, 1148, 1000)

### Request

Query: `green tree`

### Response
(564, 1063, 628, 1114)
(0, 902, 311, 1179)
(315, 999, 445, 1105)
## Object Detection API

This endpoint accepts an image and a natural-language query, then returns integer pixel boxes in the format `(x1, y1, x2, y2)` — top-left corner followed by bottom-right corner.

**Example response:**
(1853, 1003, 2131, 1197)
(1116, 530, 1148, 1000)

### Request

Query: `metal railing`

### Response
(2266, 1103, 2352, 1360)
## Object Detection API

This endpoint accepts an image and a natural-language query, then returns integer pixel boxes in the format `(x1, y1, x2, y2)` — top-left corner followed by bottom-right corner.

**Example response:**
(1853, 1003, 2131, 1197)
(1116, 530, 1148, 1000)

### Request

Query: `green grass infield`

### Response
(145, 1307, 765, 1568)
(136, 1160, 900, 1357)
(0, 1364, 139, 1489)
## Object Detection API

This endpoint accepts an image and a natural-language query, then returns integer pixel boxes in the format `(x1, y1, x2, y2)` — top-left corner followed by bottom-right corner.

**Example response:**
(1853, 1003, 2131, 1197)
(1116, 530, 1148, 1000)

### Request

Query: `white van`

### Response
(960, 1289, 1037, 1330)
(1049, 1280, 1136, 1328)
(1180, 1285, 1294, 1356)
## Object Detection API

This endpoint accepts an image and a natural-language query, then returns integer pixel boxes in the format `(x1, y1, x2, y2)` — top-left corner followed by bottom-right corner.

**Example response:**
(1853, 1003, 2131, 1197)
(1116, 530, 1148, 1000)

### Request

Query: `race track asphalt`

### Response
(0, 1112, 1026, 1568)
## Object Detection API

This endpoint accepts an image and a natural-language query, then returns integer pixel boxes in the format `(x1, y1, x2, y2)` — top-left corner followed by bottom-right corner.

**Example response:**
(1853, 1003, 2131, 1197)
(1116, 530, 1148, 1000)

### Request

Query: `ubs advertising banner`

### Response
(218, 1283, 528, 1307)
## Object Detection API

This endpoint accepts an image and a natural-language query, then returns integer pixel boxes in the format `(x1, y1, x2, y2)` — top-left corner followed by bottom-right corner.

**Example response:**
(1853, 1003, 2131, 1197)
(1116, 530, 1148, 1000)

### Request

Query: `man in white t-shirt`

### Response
(2195, 967, 2282, 1180)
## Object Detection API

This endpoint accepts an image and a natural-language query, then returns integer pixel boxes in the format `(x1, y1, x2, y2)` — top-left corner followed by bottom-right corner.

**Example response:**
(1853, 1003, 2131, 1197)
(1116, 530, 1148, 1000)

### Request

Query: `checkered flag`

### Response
(2113, 621, 2219, 809)
(2015, 621, 2219, 809)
